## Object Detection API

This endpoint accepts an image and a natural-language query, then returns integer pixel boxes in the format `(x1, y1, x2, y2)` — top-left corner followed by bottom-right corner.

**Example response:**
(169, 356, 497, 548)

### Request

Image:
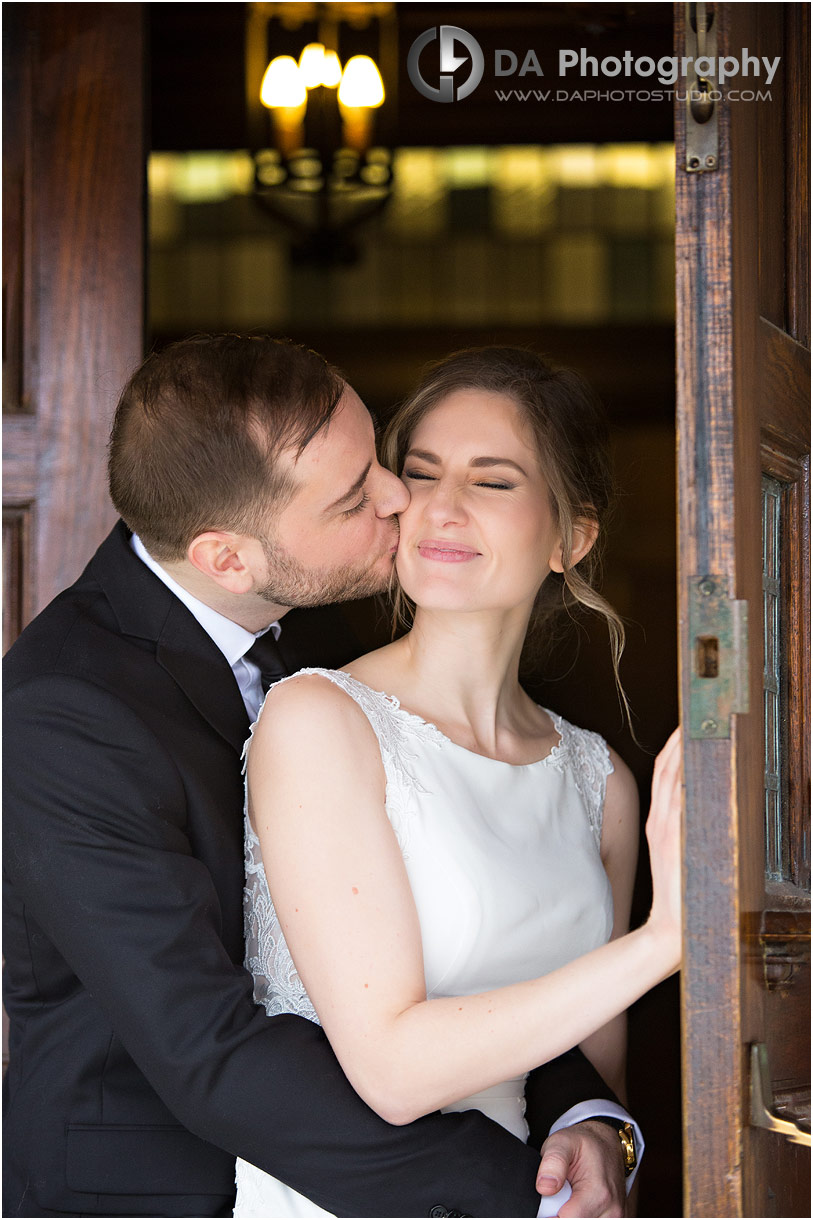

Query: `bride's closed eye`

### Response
(403, 468, 515, 491)
(402, 469, 436, 481)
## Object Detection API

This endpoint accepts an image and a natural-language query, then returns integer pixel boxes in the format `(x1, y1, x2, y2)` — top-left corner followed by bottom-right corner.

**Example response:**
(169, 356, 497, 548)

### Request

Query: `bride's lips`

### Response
(417, 539, 480, 563)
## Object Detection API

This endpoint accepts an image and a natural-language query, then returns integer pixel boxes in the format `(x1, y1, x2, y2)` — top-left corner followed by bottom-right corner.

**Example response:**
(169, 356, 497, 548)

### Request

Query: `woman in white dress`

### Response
(235, 348, 682, 1217)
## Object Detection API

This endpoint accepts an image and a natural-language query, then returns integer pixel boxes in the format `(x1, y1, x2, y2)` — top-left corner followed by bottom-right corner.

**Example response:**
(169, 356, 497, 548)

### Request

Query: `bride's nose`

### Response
(423, 481, 468, 527)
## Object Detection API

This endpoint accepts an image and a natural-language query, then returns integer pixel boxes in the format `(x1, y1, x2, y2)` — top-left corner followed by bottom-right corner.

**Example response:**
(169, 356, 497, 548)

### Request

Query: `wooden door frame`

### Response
(676, 4, 810, 1215)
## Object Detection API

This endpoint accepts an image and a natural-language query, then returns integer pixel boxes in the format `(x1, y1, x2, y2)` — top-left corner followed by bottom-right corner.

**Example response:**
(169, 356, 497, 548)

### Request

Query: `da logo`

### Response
(407, 26, 485, 102)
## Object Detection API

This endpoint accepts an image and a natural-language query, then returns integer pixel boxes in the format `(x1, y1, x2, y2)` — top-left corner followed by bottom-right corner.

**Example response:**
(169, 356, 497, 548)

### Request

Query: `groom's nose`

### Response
(373, 464, 410, 516)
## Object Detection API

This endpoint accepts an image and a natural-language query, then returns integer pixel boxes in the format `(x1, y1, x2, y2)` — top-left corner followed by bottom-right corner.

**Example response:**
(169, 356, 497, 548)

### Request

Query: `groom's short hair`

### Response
(108, 333, 345, 561)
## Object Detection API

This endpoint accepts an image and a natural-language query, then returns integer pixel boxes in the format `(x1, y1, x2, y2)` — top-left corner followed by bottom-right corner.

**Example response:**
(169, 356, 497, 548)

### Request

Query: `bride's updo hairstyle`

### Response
(381, 346, 629, 708)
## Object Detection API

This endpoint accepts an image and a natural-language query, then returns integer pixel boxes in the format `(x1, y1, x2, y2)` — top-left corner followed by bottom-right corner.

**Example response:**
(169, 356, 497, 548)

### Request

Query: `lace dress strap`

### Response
(549, 712, 614, 847)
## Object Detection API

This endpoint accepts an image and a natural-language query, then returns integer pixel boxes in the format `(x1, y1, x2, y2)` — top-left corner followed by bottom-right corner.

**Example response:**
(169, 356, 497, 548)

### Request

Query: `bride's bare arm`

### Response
(577, 750, 639, 1102)
(248, 675, 681, 1127)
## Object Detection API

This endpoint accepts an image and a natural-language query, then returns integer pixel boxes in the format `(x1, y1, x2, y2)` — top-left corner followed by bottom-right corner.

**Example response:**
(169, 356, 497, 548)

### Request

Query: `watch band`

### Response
(590, 1116, 638, 1176)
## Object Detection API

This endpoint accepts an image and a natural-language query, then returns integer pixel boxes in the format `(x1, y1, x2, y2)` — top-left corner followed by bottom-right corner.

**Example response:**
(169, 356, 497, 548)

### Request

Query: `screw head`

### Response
(701, 718, 718, 734)
(699, 578, 716, 596)
(705, 155, 716, 167)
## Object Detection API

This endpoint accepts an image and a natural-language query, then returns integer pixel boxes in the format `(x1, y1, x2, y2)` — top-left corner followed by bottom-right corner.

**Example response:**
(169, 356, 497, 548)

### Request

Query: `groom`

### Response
(4, 335, 637, 1218)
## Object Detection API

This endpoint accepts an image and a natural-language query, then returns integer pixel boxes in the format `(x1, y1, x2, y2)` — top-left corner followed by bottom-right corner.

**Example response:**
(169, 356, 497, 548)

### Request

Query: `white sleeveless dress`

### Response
(234, 668, 614, 1218)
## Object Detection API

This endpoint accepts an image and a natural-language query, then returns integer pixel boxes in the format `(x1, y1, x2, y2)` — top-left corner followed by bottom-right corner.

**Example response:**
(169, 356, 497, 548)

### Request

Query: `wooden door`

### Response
(676, 3, 810, 1215)
(2, 3, 145, 648)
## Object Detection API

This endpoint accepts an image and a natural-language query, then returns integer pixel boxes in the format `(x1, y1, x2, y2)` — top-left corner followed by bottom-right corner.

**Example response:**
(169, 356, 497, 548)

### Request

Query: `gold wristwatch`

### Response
(591, 1117, 638, 1177)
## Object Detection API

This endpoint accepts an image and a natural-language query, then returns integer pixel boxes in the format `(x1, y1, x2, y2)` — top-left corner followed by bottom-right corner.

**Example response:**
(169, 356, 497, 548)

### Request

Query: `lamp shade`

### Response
(337, 55, 385, 108)
(260, 56, 307, 108)
(298, 43, 326, 88)
(321, 50, 342, 88)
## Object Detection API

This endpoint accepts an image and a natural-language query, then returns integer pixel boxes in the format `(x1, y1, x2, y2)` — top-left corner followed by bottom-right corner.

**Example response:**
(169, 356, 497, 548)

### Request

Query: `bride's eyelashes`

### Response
(402, 469, 516, 492)
(402, 469, 436, 482)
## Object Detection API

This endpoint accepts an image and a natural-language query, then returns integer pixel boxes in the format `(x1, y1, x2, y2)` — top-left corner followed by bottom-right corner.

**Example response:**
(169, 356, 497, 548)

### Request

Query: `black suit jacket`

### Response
(3, 521, 619, 1217)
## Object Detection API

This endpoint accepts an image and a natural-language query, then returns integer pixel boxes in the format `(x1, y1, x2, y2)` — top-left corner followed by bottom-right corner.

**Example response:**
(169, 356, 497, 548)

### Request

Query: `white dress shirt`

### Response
(130, 534, 643, 1205)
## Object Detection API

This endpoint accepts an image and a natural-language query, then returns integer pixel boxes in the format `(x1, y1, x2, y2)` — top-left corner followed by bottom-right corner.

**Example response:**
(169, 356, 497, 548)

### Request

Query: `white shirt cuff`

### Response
(536, 1100, 644, 1216)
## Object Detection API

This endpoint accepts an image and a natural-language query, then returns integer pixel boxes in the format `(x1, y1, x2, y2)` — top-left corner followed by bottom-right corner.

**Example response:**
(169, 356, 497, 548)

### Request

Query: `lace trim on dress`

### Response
(243, 811, 320, 1023)
(542, 713, 614, 848)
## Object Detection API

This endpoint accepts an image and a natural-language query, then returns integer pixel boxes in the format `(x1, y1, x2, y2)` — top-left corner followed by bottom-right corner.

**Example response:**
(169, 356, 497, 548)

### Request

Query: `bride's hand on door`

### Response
(644, 728, 683, 972)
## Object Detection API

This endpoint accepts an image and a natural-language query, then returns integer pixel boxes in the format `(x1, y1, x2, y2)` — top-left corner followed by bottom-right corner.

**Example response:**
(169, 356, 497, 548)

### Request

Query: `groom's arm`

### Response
(4, 673, 623, 1218)
(526, 1052, 635, 1216)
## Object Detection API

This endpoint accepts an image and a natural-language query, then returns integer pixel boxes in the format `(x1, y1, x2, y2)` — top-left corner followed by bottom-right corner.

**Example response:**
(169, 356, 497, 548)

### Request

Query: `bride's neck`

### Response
(390, 606, 532, 734)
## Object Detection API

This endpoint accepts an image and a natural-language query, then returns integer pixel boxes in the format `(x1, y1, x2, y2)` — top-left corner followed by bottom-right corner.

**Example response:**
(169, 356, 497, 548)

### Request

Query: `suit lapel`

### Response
(155, 600, 250, 755)
(92, 522, 250, 755)
(90, 523, 362, 751)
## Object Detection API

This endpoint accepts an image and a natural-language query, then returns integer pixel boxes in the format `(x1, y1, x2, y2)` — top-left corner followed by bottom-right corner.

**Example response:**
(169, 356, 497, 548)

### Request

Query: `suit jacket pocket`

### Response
(66, 1124, 235, 1195)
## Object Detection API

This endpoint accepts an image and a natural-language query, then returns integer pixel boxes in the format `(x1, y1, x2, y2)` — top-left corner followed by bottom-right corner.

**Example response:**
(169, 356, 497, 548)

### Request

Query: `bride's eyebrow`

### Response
(470, 456, 528, 477)
(405, 449, 527, 478)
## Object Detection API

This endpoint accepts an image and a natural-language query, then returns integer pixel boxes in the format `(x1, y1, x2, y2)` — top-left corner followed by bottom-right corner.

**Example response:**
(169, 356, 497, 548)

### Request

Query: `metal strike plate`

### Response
(685, 3, 719, 172)
(688, 576, 749, 738)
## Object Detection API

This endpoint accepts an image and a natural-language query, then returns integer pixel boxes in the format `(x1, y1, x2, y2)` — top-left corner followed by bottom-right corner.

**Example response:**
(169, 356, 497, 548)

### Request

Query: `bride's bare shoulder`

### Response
(247, 674, 388, 826)
(251, 670, 380, 762)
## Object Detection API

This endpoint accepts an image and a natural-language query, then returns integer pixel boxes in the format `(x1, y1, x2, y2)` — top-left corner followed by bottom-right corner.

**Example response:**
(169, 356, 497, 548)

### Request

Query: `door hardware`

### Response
(688, 576, 748, 738)
(685, 3, 719, 172)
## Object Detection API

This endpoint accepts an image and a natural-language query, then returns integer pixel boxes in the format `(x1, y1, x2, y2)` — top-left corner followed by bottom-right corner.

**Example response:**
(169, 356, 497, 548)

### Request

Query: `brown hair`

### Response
(382, 346, 629, 715)
(108, 334, 344, 561)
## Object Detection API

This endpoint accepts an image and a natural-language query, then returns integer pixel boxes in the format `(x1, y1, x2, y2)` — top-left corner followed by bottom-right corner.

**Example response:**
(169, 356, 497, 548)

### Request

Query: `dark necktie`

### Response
(245, 632, 289, 694)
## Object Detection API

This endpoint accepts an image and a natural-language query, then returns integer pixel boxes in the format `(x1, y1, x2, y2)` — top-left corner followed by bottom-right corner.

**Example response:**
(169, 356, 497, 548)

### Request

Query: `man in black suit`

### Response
(4, 335, 639, 1217)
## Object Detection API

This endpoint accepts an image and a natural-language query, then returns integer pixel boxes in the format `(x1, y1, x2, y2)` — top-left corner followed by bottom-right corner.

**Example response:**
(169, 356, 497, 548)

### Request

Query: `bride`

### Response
(235, 347, 681, 1217)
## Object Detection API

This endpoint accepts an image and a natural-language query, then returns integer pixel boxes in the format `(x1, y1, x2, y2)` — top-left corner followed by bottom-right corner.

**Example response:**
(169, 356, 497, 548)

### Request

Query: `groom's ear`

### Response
(187, 531, 265, 594)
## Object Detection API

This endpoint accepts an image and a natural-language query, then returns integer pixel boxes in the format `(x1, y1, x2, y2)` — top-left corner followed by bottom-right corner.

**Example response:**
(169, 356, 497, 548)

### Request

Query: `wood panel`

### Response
(3, 507, 33, 655)
(786, 3, 810, 347)
(678, 4, 810, 1215)
(2, 4, 34, 416)
(1, 3, 146, 645)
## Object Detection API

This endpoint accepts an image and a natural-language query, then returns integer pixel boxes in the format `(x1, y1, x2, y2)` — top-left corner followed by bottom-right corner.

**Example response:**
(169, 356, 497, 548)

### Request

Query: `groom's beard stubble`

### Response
(257, 525, 398, 609)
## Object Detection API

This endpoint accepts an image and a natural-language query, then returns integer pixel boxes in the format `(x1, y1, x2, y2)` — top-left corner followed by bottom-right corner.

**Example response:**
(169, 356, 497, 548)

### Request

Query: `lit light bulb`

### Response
(337, 56, 385, 108)
(260, 56, 306, 108)
(321, 49, 342, 88)
(298, 43, 326, 89)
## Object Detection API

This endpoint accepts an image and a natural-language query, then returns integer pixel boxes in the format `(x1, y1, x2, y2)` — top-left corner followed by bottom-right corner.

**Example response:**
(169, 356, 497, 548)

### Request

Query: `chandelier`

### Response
(246, 2, 396, 262)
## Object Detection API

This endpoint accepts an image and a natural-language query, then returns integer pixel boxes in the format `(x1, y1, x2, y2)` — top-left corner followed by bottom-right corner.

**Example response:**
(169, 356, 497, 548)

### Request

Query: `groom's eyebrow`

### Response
(325, 461, 372, 513)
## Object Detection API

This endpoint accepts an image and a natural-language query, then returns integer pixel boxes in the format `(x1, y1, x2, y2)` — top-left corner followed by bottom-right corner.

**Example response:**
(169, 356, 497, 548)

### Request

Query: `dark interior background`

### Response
(148, 4, 681, 1212)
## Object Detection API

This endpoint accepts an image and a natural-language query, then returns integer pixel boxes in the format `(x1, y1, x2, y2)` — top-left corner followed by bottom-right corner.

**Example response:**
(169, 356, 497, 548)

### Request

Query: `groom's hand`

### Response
(536, 1119, 626, 1217)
